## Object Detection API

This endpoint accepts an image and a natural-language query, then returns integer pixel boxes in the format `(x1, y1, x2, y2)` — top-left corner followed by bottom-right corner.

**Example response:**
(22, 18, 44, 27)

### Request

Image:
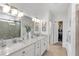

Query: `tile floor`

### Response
(43, 42, 67, 56)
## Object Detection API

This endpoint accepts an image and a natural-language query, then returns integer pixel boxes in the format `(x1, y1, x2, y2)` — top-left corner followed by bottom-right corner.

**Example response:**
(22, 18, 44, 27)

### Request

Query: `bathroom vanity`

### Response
(0, 36, 48, 56)
(0, 8, 49, 56)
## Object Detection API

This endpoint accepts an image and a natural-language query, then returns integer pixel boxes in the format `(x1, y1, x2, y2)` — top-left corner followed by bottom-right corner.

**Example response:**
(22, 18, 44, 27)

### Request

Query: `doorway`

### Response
(58, 21, 63, 42)
(53, 21, 63, 46)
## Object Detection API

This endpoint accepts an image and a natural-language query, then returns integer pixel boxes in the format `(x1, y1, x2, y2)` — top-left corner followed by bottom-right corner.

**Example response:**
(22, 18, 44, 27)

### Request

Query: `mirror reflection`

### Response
(0, 19, 21, 39)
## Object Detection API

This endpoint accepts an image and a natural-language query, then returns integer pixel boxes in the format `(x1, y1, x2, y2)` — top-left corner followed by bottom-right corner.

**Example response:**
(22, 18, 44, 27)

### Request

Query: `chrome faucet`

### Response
(0, 39, 6, 47)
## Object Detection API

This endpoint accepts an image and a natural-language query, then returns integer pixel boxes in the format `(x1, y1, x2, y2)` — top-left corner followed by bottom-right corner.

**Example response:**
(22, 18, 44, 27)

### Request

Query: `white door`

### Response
(53, 21, 58, 43)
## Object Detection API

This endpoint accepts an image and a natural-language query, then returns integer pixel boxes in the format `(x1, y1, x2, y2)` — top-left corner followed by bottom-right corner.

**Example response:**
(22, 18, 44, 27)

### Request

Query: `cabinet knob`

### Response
(44, 43, 45, 45)
(22, 51, 25, 54)
(37, 46, 39, 48)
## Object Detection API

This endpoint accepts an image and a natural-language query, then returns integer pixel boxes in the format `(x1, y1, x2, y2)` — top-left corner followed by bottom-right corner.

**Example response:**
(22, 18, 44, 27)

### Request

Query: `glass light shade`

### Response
(2, 5, 10, 13)
(38, 20, 41, 23)
(18, 11, 24, 17)
(36, 19, 39, 22)
(35, 18, 37, 22)
(36, 19, 40, 23)
(32, 17, 36, 22)
(11, 9, 18, 16)
(32, 18, 34, 21)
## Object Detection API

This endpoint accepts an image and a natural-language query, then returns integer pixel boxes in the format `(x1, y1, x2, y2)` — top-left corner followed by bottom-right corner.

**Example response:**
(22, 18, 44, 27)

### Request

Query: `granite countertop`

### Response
(0, 36, 45, 56)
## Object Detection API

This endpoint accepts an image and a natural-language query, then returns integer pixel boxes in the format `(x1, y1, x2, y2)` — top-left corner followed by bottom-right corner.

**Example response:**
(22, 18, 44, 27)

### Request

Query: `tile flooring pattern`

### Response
(43, 42, 67, 56)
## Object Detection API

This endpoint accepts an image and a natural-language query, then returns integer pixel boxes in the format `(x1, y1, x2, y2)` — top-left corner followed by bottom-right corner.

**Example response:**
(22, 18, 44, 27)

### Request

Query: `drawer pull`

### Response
(44, 43, 45, 45)
(22, 51, 25, 54)
(37, 46, 39, 48)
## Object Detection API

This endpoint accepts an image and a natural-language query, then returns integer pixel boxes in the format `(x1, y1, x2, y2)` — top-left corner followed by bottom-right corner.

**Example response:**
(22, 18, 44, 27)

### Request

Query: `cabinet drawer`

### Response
(10, 44, 35, 56)
(44, 40, 48, 49)
(41, 39, 45, 55)
(10, 49, 27, 56)
(26, 44, 35, 56)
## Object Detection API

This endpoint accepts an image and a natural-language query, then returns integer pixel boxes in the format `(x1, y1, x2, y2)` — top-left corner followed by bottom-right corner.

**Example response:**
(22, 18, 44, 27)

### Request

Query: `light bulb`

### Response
(18, 11, 24, 17)
(32, 17, 35, 21)
(35, 18, 37, 22)
(36, 19, 39, 22)
(11, 8, 18, 16)
(2, 4, 10, 13)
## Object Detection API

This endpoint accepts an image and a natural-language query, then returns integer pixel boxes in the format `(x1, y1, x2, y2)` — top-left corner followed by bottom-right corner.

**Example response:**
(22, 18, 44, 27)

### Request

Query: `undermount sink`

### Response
(0, 38, 23, 48)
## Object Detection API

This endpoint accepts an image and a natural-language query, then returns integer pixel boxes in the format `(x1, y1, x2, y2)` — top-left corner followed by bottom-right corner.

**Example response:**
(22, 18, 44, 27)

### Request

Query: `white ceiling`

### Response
(9, 3, 70, 19)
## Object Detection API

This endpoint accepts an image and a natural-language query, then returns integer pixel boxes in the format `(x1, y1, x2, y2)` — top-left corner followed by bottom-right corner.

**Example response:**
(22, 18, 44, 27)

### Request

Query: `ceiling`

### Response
(9, 3, 70, 19)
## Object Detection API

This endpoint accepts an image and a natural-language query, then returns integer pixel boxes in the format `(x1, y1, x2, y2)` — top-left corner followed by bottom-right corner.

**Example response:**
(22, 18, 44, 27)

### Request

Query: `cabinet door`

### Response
(44, 40, 48, 50)
(41, 39, 48, 55)
(9, 52, 22, 56)
(35, 41, 41, 56)
(41, 39, 45, 55)
(29, 44, 35, 56)
(10, 49, 26, 56)
(26, 44, 35, 56)
(10, 44, 35, 56)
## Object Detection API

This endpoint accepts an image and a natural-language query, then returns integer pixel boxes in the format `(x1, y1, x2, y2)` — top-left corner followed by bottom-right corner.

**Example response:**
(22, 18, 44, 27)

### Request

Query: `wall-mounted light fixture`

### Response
(11, 8, 18, 16)
(0, 4, 24, 22)
(32, 17, 36, 21)
(32, 17, 41, 23)
(2, 4, 10, 13)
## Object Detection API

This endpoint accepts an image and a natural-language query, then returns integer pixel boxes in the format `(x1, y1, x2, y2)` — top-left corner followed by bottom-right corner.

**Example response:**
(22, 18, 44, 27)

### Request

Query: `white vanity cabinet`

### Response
(9, 48, 28, 56)
(41, 39, 48, 55)
(34, 40, 41, 56)
(9, 50, 23, 56)
(10, 44, 35, 56)
(7, 36, 48, 56)
(26, 44, 35, 56)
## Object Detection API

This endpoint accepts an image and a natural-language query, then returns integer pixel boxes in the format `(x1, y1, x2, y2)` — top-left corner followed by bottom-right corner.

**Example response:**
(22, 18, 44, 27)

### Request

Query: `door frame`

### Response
(53, 20, 63, 45)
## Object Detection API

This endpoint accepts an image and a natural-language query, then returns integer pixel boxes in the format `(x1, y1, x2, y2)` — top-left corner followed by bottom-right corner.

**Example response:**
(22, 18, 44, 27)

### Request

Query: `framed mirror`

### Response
(34, 22, 40, 34)
(41, 20, 48, 35)
(0, 19, 21, 39)
(42, 21, 47, 32)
